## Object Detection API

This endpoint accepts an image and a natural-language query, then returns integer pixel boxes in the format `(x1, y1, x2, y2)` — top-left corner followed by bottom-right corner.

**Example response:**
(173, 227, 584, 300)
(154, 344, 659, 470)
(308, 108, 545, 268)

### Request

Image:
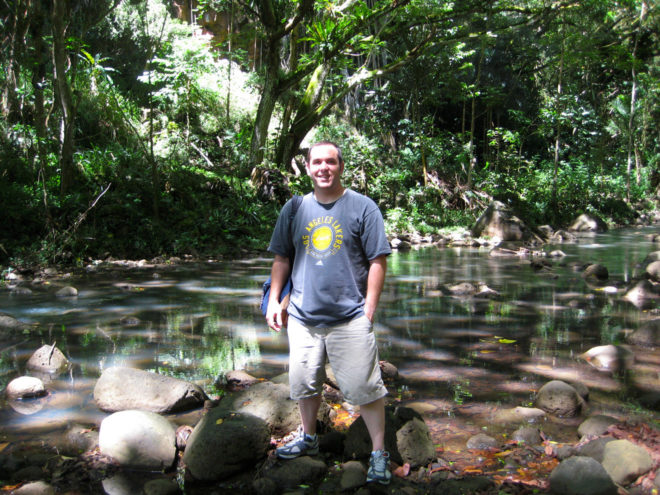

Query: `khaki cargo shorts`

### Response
(286, 314, 387, 406)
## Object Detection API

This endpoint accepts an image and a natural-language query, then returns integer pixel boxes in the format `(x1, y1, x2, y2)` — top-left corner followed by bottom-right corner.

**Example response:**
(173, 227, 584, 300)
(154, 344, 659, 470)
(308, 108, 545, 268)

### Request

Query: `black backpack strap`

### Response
(290, 194, 302, 219)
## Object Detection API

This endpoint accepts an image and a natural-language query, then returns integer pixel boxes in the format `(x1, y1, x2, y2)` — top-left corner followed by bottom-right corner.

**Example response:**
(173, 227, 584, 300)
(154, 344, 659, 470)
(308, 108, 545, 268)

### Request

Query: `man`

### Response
(266, 141, 392, 484)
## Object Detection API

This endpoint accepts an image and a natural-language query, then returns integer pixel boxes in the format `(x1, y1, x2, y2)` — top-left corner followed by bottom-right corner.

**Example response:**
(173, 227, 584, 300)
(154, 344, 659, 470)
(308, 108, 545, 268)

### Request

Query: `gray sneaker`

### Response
(276, 428, 319, 459)
(367, 450, 392, 485)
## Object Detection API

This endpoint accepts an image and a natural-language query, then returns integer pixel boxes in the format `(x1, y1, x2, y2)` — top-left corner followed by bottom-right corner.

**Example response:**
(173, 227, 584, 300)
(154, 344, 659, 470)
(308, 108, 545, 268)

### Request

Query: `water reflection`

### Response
(0, 226, 658, 449)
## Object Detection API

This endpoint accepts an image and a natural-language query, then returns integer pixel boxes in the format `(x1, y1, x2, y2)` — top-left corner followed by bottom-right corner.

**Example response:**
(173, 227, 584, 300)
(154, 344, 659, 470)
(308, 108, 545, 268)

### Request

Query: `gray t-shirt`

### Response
(268, 189, 391, 327)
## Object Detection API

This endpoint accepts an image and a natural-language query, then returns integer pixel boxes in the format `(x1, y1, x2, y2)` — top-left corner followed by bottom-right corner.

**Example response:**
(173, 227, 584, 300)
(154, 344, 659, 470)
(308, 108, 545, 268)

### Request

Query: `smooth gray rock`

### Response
(55, 286, 78, 297)
(396, 417, 436, 468)
(183, 409, 270, 481)
(601, 439, 653, 485)
(5, 376, 46, 399)
(99, 410, 177, 471)
(577, 415, 619, 438)
(259, 456, 328, 490)
(0, 312, 27, 330)
(576, 437, 615, 463)
(466, 433, 498, 450)
(512, 426, 542, 445)
(534, 380, 584, 417)
(94, 367, 207, 413)
(214, 380, 330, 436)
(339, 460, 366, 490)
(628, 319, 660, 346)
(549, 456, 617, 495)
(26, 345, 69, 374)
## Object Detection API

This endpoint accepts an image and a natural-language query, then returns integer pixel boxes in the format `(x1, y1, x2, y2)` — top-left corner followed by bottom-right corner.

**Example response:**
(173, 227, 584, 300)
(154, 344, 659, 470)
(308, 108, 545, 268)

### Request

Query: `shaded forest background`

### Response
(0, 0, 658, 266)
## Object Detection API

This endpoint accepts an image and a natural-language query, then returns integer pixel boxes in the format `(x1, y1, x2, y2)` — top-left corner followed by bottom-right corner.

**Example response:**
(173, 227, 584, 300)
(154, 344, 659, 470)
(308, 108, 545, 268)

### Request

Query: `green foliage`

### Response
(0, 0, 658, 265)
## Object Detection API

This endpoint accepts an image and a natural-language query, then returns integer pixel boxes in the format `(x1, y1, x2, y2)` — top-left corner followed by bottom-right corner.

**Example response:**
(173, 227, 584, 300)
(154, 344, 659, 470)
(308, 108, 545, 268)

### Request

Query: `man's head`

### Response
(305, 142, 345, 199)
(306, 141, 344, 165)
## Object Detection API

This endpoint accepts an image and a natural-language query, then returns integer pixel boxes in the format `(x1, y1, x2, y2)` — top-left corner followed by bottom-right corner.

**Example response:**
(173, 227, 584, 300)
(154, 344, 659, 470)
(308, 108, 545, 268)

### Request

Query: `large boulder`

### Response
(214, 380, 331, 436)
(549, 456, 617, 495)
(471, 201, 539, 242)
(534, 380, 585, 418)
(182, 408, 270, 481)
(99, 410, 177, 471)
(344, 406, 433, 466)
(601, 439, 653, 485)
(568, 213, 608, 233)
(94, 367, 207, 413)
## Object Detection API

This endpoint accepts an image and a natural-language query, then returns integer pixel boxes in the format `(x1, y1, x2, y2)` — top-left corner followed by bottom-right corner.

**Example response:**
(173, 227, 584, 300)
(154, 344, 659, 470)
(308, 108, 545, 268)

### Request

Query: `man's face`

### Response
(306, 144, 344, 192)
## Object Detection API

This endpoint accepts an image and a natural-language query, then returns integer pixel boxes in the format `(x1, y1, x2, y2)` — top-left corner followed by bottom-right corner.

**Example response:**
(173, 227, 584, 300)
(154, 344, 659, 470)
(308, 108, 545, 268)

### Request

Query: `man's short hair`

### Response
(306, 141, 344, 165)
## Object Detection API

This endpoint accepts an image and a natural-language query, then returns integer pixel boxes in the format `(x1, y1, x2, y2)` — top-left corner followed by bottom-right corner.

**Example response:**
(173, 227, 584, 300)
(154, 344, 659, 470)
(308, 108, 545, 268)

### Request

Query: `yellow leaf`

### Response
(498, 338, 516, 344)
(216, 418, 224, 425)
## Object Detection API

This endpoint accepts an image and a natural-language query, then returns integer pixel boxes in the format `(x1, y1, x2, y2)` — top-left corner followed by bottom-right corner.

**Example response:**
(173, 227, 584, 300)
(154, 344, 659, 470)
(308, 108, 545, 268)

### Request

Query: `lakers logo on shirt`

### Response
(302, 216, 343, 259)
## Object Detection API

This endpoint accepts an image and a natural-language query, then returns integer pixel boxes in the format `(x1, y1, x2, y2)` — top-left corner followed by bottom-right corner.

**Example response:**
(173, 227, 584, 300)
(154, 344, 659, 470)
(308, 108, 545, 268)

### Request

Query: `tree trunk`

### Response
(467, 46, 484, 190)
(249, 36, 281, 168)
(275, 62, 331, 170)
(552, 36, 565, 211)
(30, 2, 54, 234)
(52, 0, 77, 196)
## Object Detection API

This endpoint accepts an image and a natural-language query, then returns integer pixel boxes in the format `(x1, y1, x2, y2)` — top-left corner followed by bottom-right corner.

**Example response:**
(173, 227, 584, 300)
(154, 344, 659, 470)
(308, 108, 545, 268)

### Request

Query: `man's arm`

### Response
(266, 254, 291, 332)
(364, 255, 387, 322)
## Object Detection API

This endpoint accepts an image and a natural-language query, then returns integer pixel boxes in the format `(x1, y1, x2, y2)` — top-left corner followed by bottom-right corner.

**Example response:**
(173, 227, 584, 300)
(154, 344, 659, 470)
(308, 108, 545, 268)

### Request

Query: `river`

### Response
(0, 226, 658, 458)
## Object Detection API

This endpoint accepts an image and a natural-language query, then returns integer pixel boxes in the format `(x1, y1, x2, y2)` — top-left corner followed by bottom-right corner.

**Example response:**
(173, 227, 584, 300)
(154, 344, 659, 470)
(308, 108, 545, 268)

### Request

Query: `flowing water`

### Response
(0, 226, 659, 456)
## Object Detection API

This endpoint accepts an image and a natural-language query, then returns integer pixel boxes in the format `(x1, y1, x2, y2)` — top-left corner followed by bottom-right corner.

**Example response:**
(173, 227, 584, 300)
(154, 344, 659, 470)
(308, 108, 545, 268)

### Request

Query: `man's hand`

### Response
(266, 255, 291, 332)
(364, 255, 387, 323)
(266, 300, 284, 332)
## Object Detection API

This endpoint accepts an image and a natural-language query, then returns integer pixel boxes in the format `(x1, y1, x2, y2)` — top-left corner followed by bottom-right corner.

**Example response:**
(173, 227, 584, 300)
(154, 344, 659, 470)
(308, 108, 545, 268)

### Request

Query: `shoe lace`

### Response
(370, 451, 388, 472)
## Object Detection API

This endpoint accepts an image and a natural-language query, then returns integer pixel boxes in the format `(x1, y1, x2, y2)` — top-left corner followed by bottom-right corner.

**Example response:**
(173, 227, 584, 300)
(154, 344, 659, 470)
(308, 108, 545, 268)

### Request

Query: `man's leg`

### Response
(361, 396, 391, 484)
(360, 396, 385, 451)
(299, 394, 322, 435)
(276, 394, 322, 459)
